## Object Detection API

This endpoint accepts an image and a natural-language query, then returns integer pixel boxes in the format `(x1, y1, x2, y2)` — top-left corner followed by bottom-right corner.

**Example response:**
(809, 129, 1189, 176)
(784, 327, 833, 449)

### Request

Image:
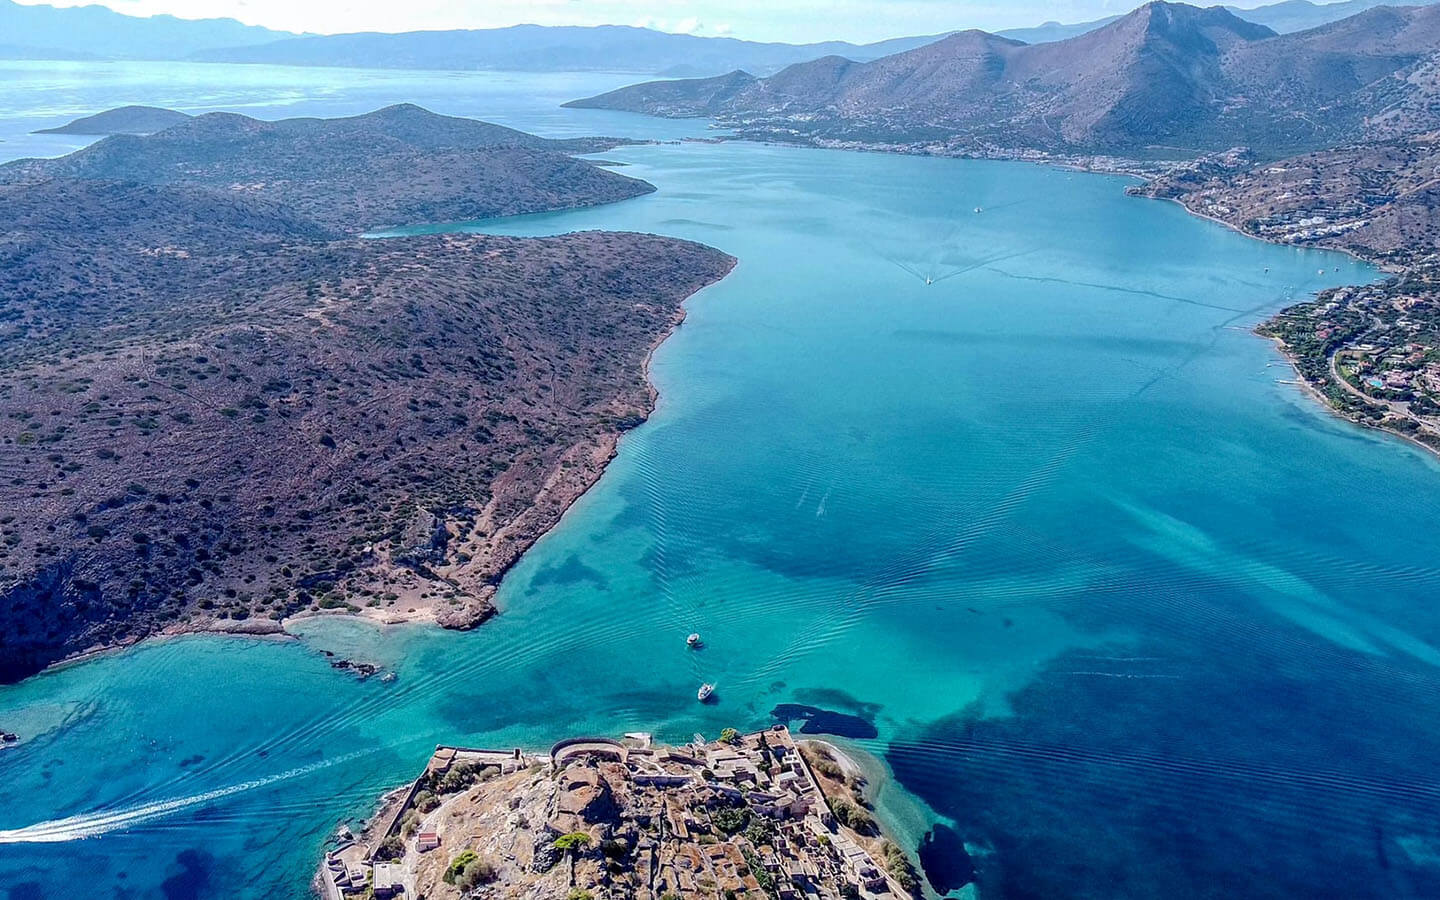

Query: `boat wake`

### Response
(0, 749, 375, 844)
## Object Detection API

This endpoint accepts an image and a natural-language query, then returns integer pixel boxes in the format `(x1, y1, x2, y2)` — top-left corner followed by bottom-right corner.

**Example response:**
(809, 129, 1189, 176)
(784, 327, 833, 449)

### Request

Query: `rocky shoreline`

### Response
(16, 265, 731, 681)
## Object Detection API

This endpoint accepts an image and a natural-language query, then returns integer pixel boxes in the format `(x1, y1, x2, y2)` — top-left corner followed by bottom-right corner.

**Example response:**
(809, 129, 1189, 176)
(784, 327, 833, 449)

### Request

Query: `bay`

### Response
(2, 63, 1439, 900)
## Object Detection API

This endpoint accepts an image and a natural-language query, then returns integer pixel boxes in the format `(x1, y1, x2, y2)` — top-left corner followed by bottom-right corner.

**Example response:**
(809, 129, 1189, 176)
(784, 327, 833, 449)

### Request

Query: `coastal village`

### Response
(1258, 259, 1440, 453)
(319, 726, 919, 900)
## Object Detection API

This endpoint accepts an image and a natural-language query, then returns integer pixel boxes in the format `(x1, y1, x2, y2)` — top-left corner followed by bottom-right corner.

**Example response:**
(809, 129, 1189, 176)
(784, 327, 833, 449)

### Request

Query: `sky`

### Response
(10, 0, 1270, 43)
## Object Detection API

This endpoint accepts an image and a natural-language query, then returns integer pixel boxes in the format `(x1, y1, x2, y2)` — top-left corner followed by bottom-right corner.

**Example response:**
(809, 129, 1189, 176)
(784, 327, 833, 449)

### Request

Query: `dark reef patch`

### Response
(790, 687, 882, 720)
(917, 824, 976, 895)
(770, 703, 878, 739)
(530, 553, 610, 591)
(160, 849, 215, 900)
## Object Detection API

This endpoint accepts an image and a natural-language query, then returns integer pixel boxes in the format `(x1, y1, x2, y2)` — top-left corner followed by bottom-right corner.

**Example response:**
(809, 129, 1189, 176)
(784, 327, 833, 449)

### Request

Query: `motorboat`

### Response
(697, 683, 715, 703)
(687, 633, 702, 648)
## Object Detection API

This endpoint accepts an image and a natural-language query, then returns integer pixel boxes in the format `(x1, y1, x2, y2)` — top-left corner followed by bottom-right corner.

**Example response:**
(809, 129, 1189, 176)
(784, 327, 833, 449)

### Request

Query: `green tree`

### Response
(556, 831, 592, 887)
(443, 850, 478, 884)
(711, 805, 748, 834)
(371, 834, 404, 861)
(554, 832, 592, 853)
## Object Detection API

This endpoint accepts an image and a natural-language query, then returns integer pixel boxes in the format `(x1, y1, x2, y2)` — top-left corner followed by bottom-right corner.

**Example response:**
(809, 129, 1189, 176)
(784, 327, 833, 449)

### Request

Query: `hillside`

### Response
(33, 105, 193, 136)
(190, 23, 951, 77)
(1, 104, 652, 232)
(571, 1, 1440, 158)
(1139, 136, 1440, 263)
(0, 0, 302, 59)
(0, 176, 734, 683)
(566, 69, 763, 116)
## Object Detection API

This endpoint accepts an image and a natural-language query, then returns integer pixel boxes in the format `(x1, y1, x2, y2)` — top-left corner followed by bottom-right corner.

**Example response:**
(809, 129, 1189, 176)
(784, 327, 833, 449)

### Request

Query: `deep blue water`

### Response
(3, 63, 1440, 900)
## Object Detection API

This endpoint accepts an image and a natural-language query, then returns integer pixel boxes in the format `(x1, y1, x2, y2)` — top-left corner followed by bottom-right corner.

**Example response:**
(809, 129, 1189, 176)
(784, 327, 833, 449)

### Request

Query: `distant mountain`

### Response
(33, 105, 192, 135)
(572, 1, 1440, 159)
(0, 0, 302, 60)
(996, 16, 1124, 43)
(191, 24, 952, 76)
(2, 104, 650, 232)
(1230, 0, 1439, 35)
(0, 41, 99, 60)
(997, 0, 1440, 44)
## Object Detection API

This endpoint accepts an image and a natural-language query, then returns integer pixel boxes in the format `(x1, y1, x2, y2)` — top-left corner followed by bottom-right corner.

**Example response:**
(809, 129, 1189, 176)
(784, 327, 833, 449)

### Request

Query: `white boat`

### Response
(697, 683, 715, 703)
(687, 633, 702, 648)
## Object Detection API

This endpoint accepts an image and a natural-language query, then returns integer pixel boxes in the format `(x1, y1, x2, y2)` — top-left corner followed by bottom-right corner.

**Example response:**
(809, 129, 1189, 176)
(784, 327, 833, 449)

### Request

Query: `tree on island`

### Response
(554, 832, 592, 885)
(554, 832, 592, 852)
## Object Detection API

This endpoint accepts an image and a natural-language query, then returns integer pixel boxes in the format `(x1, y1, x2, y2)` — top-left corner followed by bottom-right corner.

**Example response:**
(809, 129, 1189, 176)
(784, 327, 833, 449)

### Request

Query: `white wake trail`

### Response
(0, 749, 374, 844)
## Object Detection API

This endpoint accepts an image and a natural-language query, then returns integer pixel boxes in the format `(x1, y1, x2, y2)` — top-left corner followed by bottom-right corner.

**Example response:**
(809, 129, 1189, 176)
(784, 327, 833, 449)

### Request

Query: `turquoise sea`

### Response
(3, 62, 1440, 900)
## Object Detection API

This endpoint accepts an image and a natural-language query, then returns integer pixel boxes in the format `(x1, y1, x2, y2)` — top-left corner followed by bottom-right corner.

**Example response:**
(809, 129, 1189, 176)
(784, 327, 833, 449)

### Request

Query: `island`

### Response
(319, 726, 920, 900)
(32, 104, 193, 135)
(0, 106, 735, 683)
(3, 103, 655, 232)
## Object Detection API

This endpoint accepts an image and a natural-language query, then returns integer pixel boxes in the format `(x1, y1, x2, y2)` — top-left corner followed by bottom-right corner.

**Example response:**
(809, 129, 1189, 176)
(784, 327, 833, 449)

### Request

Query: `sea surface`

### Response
(3, 62, 1440, 900)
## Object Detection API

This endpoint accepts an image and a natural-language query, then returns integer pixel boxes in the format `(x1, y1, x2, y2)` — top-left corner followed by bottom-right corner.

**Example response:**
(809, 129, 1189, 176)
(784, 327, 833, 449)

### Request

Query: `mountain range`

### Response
(189, 24, 951, 77)
(0, 0, 301, 60)
(996, 0, 1439, 43)
(570, 2, 1440, 159)
(3, 0, 1434, 77)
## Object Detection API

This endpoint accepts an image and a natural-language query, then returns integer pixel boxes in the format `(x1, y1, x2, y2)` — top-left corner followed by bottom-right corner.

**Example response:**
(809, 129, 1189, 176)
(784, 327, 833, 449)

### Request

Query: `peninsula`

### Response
(1137, 140, 1440, 454)
(0, 106, 735, 682)
(320, 727, 920, 900)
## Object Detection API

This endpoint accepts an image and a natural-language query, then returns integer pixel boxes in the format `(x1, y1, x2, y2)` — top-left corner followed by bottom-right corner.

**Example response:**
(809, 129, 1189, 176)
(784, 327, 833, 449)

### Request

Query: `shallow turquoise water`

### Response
(4, 66, 1440, 900)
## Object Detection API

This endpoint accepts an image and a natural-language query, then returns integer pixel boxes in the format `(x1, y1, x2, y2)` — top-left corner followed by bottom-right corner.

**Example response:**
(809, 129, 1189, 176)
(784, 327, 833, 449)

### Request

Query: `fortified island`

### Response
(319, 726, 920, 900)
